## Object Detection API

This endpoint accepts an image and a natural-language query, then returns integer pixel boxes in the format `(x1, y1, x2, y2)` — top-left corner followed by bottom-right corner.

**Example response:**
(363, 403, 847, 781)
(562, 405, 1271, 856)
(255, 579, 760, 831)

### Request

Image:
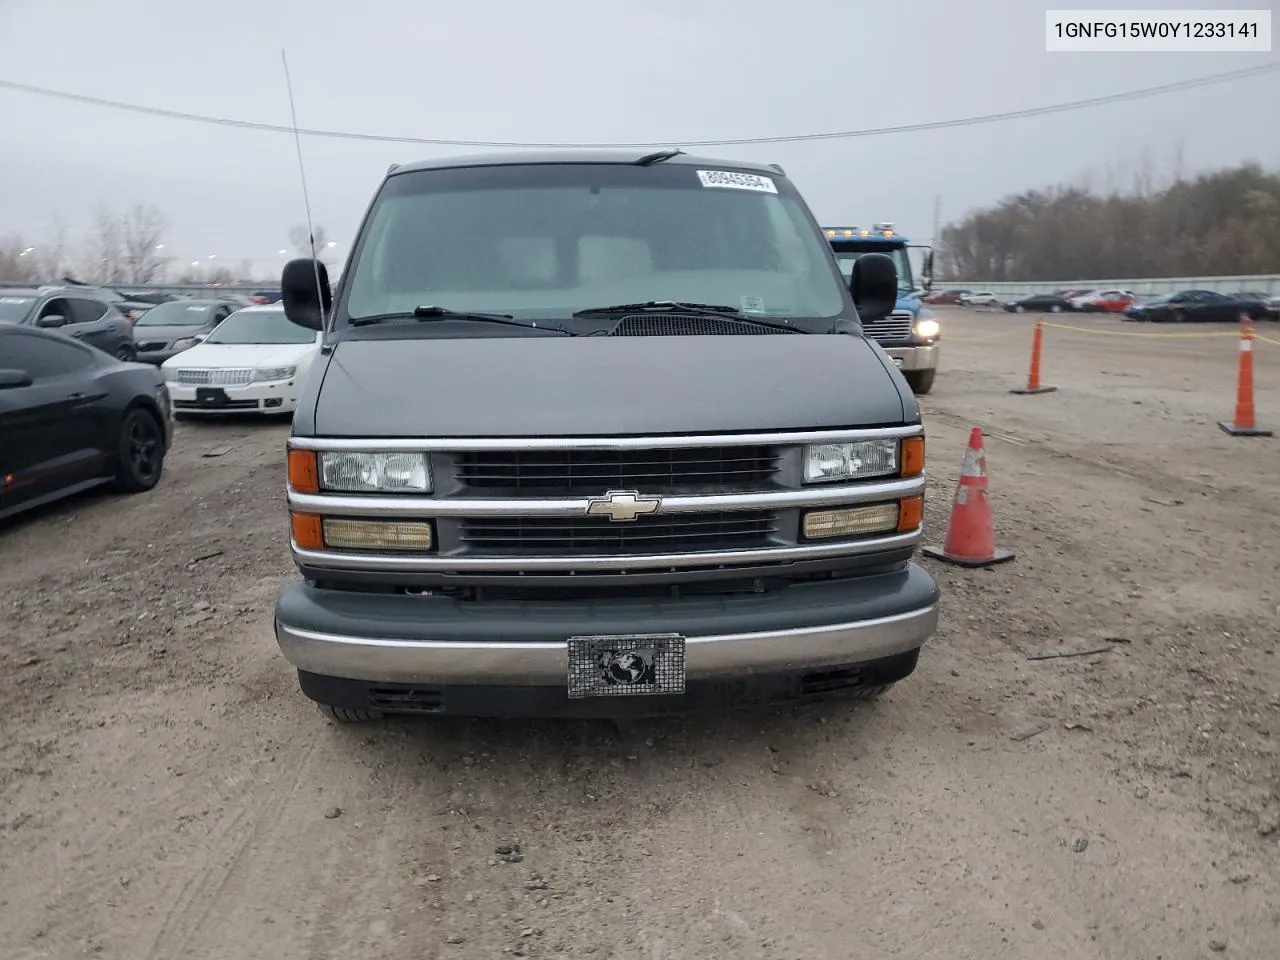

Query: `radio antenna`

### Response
(281, 49, 328, 338)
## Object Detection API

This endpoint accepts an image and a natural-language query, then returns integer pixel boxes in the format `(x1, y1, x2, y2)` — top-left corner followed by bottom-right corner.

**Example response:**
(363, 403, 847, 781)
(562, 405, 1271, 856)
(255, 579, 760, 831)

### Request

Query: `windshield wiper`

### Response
(349, 306, 573, 334)
(572, 300, 803, 333)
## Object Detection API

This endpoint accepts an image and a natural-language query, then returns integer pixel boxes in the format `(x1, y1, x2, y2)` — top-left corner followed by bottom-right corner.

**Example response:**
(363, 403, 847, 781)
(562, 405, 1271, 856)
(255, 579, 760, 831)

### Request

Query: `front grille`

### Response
(176, 368, 253, 386)
(173, 398, 259, 410)
(606, 314, 799, 336)
(459, 510, 777, 556)
(457, 446, 780, 494)
(862, 311, 914, 345)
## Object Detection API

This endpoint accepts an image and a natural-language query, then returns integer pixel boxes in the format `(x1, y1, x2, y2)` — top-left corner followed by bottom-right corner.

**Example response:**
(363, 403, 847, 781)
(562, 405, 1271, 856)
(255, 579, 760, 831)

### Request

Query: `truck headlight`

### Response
(318, 451, 433, 493)
(254, 365, 297, 382)
(914, 318, 940, 339)
(803, 439, 898, 483)
(161, 365, 179, 382)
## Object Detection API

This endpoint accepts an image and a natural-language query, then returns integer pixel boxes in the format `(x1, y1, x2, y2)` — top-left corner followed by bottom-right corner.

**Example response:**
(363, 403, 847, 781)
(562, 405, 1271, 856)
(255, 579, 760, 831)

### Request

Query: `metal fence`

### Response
(931, 274, 1280, 298)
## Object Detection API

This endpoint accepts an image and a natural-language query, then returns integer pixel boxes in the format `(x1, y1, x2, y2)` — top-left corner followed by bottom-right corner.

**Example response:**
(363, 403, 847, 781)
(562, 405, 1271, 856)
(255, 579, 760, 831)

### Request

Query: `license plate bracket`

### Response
(196, 387, 229, 407)
(566, 633, 686, 699)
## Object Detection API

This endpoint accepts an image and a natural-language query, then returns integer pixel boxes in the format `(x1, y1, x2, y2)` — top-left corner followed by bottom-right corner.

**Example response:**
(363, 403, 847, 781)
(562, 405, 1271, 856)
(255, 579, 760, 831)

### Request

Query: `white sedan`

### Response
(161, 304, 322, 416)
(959, 291, 1000, 306)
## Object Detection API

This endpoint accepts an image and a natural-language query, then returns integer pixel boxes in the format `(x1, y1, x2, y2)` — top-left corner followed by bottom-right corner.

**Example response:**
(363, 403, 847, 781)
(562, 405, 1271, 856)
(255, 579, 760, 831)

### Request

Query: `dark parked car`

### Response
(0, 324, 172, 522)
(1144, 290, 1270, 323)
(1004, 292, 1074, 314)
(0, 287, 138, 360)
(130, 297, 246, 364)
(116, 289, 180, 306)
(58, 277, 160, 323)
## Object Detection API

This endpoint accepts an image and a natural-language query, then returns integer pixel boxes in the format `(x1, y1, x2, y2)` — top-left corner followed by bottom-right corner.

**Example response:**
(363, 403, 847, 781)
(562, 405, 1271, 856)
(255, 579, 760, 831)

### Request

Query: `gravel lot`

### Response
(2, 306, 1278, 959)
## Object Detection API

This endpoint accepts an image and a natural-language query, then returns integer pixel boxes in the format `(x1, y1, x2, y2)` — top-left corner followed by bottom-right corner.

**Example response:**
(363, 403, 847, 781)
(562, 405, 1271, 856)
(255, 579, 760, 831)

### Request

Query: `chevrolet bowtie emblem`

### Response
(585, 489, 662, 523)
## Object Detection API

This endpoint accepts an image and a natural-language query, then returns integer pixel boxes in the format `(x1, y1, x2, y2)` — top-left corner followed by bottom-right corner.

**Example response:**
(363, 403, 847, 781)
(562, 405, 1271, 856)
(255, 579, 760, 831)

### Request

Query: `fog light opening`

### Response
(322, 518, 435, 551)
(802, 503, 900, 540)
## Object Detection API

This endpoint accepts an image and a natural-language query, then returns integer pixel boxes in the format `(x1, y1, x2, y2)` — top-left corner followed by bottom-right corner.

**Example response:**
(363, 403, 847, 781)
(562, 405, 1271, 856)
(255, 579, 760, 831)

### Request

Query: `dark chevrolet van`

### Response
(273, 150, 939, 720)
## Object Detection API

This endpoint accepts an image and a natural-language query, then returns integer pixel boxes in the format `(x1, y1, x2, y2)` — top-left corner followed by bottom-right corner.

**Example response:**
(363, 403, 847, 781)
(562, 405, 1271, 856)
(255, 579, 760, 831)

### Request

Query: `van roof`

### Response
(389, 150, 784, 177)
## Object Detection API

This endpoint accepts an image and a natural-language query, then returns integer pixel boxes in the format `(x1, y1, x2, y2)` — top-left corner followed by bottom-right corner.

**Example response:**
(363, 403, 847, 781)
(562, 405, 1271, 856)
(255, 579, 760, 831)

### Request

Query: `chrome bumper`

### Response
(884, 343, 940, 372)
(275, 604, 938, 685)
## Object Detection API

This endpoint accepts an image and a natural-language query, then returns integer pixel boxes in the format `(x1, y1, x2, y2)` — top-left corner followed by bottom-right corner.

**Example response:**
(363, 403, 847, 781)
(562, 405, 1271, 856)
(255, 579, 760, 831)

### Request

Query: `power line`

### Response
(1, 61, 1277, 149)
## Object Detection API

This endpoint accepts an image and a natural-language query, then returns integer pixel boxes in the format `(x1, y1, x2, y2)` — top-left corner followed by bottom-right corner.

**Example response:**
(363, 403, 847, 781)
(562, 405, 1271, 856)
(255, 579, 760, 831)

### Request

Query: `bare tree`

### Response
(120, 202, 168, 283)
(938, 160, 1280, 281)
(0, 235, 42, 284)
(88, 205, 124, 283)
(289, 223, 330, 257)
(31, 215, 70, 282)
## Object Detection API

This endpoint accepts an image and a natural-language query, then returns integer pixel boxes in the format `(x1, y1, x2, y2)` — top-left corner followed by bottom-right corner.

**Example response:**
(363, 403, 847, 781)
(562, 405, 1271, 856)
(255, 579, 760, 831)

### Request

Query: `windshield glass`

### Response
(0, 296, 36, 323)
(343, 163, 846, 324)
(134, 301, 214, 326)
(831, 245, 913, 294)
(205, 308, 317, 344)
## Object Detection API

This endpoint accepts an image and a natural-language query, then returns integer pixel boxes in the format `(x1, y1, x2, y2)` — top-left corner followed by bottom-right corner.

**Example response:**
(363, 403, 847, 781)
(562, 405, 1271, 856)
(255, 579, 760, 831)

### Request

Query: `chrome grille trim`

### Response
(176, 368, 254, 386)
(287, 424, 923, 453)
(287, 475, 925, 518)
(862, 310, 914, 345)
(291, 529, 923, 572)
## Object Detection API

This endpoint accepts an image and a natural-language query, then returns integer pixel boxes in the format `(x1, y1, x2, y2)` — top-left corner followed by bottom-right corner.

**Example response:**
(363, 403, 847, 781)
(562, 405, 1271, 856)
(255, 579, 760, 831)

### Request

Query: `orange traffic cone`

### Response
(922, 427, 1016, 568)
(1010, 316, 1058, 395)
(1218, 313, 1272, 437)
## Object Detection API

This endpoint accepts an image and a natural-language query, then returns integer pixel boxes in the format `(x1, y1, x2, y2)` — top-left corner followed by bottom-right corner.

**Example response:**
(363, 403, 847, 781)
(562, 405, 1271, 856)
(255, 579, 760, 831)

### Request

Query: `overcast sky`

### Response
(0, 0, 1275, 271)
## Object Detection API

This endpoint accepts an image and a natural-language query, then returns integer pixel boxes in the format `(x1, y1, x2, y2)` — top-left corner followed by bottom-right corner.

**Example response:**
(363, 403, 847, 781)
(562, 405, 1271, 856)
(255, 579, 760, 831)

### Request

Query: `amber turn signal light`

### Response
(290, 511, 324, 550)
(288, 449, 319, 493)
(900, 436, 925, 478)
(897, 495, 923, 532)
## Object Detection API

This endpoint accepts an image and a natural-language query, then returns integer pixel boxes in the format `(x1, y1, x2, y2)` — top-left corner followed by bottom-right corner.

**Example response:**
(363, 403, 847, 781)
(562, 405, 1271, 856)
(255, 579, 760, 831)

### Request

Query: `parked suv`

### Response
(0, 287, 137, 360)
(272, 150, 940, 721)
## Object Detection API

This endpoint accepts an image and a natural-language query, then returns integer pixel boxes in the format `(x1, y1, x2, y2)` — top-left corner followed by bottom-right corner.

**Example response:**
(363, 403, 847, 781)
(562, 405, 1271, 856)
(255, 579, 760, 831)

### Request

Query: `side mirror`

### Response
(281, 258, 332, 331)
(0, 368, 33, 389)
(921, 249, 935, 291)
(37, 314, 66, 328)
(850, 252, 897, 324)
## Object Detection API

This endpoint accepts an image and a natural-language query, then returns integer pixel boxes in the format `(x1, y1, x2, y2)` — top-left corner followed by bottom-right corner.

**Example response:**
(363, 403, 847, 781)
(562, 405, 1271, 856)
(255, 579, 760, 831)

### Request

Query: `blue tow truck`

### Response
(824, 224, 940, 395)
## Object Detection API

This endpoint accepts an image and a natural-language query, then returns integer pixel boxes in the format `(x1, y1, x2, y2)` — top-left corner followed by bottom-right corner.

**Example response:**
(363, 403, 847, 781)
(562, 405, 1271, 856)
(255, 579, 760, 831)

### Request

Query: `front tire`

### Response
(1050, 304, 1062, 313)
(114, 407, 165, 493)
(904, 369, 936, 395)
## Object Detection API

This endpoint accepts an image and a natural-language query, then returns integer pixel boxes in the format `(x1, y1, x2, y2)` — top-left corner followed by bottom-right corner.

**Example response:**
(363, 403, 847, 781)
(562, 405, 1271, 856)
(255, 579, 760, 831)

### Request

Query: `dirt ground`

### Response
(2, 307, 1278, 960)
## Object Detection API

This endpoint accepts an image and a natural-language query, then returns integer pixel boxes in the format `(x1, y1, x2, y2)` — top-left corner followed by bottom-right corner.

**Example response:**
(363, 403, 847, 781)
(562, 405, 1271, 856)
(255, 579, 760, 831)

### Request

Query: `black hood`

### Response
(309, 333, 909, 437)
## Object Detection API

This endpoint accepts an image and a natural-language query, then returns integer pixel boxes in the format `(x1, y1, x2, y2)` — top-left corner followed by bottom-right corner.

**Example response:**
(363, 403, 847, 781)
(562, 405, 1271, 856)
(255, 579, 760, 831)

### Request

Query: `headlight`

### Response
(803, 439, 898, 483)
(171, 337, 198, 351)
(318, 451, 433, 493)
(914, 318, 940, 339)
(254, 365, 297, 382)
(161, 366, 179, 382)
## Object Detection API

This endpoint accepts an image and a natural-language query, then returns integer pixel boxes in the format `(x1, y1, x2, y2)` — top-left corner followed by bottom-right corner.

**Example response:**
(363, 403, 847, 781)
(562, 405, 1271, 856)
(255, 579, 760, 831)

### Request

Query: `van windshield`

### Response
(342, 162, 847, 326)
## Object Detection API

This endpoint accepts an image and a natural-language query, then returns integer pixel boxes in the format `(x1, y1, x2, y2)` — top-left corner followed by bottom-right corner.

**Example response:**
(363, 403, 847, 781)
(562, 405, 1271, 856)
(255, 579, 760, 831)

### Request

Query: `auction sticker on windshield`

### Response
(696, 170, 778, 193)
